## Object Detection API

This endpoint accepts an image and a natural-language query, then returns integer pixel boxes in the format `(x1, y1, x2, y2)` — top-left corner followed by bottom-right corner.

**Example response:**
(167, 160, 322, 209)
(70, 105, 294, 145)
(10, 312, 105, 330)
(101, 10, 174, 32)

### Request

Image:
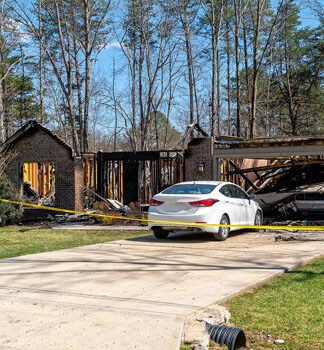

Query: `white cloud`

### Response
(102, 41, 123, 50)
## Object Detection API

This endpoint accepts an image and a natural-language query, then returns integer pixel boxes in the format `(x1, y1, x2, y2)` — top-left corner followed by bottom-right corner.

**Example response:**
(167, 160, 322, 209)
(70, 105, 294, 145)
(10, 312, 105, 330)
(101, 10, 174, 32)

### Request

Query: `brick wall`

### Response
(184, 137, 214, 181)
(5, 128, 83, 211)
(74, 158, 84, 211)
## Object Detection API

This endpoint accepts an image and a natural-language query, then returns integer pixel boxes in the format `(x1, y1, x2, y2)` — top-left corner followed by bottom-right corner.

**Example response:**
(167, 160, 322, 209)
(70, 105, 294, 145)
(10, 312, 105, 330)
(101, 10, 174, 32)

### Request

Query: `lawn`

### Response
(180, 258, 323, 350)
(224, 258, 324, 350)
(0, 225, 148, 259)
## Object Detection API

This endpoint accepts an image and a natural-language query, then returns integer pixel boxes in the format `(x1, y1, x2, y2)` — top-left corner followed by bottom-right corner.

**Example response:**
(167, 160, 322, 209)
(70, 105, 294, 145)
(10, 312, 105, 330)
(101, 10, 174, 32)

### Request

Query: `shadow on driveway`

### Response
(128, 230, 250, 243)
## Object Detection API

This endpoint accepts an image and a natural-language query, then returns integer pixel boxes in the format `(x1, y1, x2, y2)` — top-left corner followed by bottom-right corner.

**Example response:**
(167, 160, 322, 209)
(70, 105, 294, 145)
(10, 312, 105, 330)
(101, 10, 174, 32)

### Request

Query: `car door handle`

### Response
(240, 204, 244, 206)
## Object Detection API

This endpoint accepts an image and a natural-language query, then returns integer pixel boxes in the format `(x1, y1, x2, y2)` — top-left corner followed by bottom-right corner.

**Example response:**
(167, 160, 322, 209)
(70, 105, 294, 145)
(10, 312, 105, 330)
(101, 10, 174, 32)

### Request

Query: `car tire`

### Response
(253, 210, 263, 231)
(213, 214, 230, 241)
(153, 228, 169, 239)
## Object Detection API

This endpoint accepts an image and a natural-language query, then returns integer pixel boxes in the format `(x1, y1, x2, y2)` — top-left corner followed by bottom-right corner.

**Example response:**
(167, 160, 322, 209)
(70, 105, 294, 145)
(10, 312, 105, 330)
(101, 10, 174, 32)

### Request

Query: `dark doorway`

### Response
(123, 161, 139, 204)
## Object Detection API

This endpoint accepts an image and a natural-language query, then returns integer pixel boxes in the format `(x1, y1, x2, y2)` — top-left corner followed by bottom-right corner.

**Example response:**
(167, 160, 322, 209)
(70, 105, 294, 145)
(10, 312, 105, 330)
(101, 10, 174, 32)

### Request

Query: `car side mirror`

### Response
(249, 193, 256, 200)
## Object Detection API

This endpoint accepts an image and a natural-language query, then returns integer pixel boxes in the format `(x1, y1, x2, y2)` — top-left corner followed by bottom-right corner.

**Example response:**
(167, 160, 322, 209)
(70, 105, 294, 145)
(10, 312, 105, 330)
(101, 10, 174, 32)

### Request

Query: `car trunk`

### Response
(154, 195, 204, 215)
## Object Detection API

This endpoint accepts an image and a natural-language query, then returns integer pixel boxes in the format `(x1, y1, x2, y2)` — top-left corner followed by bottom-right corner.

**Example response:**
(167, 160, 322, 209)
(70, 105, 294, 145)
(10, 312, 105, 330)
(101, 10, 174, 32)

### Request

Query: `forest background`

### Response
(0, 0, 323, 155)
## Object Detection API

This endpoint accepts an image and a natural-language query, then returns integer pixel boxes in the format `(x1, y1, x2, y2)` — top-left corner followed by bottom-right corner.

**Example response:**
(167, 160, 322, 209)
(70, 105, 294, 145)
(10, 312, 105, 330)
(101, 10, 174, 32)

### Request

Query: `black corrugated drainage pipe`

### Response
(206, 324, 246, 350)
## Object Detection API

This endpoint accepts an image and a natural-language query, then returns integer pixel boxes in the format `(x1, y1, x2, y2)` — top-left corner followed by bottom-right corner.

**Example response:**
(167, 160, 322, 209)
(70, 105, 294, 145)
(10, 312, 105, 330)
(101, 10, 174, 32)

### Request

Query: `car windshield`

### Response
(162, 184, 217, 195)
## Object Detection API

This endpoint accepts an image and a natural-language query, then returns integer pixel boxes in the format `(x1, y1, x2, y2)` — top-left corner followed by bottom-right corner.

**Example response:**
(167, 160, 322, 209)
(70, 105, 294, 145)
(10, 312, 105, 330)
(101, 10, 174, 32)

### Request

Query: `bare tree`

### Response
(0, 0, 6, 144)
(177, 0, 202, 132)
(206, 0, 224, 136)
(10, 0, 80, 152)
(81, 0, 111, 152)
(248, 0, 284, 138)
(0, 0, 21, 143)
(233, 0, 244, 136)
(179, 1, 195, 127)
(38, 0, 44, 123)
(10, 0, 111, 153)
(225, 1, 232, 135)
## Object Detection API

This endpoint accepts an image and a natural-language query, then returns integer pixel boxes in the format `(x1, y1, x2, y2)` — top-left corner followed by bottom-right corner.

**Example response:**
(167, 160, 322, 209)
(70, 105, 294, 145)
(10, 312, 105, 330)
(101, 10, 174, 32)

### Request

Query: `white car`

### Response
(148, 181, 262, 240)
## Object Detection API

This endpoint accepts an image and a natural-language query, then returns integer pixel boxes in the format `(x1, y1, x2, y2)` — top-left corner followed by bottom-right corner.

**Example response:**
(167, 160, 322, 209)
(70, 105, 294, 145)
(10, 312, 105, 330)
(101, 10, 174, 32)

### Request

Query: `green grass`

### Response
(0, 225, 148, 259)
(180, 344, 194, 350)
(224, 258, 324, 350)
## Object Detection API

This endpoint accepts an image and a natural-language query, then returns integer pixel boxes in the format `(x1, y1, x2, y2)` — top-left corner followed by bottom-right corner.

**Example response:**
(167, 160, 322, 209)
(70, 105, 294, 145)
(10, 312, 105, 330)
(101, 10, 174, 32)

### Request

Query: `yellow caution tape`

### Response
(0, 198, 323, 231)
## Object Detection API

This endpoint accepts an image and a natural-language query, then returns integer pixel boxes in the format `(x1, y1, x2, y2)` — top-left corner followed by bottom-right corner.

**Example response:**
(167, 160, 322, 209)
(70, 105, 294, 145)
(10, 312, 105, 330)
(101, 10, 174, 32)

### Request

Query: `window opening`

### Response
(22, 162, 55, 206)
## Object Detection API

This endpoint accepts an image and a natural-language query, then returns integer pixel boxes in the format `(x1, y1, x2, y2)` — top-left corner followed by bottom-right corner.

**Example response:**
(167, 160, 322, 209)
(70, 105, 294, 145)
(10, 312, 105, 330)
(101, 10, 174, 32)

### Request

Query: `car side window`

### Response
(229, 185, 239, 198)
(233, 186, 249, 199)
(239, 188, 250, 200)
(219, 185, 233, 198)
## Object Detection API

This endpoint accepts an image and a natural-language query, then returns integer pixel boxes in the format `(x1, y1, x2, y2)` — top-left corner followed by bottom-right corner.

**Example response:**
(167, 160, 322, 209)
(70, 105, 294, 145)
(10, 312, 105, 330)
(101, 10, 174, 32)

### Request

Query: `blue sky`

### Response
(90, 0, 323, 134)
(94, 0, 322, 92)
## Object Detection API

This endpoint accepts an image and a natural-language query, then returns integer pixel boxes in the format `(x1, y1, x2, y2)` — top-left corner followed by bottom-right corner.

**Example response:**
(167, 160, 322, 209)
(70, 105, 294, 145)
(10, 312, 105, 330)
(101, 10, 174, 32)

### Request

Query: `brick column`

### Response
(184, 137, 214, 181)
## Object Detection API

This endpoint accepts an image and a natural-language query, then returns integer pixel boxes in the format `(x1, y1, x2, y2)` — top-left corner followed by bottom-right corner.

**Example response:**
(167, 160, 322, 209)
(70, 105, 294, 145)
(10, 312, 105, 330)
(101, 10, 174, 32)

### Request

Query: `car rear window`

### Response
(162, 184, 217, 195)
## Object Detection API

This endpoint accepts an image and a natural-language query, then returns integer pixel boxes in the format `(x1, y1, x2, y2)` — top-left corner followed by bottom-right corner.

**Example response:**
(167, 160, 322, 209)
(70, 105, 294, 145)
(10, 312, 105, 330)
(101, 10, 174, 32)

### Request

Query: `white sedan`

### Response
(148, 181, 262, 240)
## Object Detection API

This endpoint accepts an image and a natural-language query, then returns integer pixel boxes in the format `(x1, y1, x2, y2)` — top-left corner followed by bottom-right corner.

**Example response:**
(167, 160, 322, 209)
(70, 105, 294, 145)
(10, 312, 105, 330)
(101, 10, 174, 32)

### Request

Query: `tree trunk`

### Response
(112, 56, 118, 151)
(38, 0, 44, 123)
(83, 0, 91, 153)
(234, 0, 241, 137)
(139, 42, 145, 150)
(131, 39, 137, 151)
(216, 43, 221, 135)
(211, 2, 217, 137)
(249, 0, 262, 139)
(0, 0, 5, 143)
(54, 0, 80, 154)
(192, 61, 200, 126)
(154, 110, 159, 149)
(0, 79, 4, 143)
(216, 0, 224, 135)
(164, 58, 173, 148)
(225, 10, 231, 135)
(265, 48, 273, 136)
(71, 7, 83, 151)
(181, 10, 194, 129)
(243, 20, 251, 125)
(284, 26, 297, 135)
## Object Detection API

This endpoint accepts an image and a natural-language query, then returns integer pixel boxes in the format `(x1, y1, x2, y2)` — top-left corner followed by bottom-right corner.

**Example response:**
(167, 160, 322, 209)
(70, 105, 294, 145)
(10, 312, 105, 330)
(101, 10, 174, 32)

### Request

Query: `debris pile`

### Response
(86, 187, 130, 213)
(274, 230, 324, 242)
(23, 181, 55, 207)
(226, 158, 324, 218)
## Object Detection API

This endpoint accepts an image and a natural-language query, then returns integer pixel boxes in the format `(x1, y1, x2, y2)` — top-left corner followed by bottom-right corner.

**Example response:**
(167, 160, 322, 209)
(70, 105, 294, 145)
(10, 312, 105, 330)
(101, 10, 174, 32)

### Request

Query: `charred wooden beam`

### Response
(98, 150, 183, 161)
(214, 145, 324, 159)
(96, 152, 104, 197)
(99, 151, 160, 161)
(228, 160, 258, 190)
(226, 159, 324, 175)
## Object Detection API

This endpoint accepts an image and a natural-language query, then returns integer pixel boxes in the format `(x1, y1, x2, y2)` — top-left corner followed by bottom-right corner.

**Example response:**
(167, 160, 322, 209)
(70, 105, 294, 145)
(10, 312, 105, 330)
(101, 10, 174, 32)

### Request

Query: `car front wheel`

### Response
(213, 214, 230, 241)
(254, 210, 263, 231)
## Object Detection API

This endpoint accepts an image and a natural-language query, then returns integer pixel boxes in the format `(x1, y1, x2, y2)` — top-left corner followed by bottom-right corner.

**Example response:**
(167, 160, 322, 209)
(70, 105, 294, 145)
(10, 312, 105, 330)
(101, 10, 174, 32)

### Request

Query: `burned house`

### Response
(3, 120, 324, 217)
(2, 120, 184, 212)
(3, 120, 84, 211)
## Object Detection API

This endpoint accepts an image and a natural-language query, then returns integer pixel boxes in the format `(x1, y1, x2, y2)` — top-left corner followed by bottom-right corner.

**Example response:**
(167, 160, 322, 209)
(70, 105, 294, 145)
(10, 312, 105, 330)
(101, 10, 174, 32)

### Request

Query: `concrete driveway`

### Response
(0, 231, 323, 350)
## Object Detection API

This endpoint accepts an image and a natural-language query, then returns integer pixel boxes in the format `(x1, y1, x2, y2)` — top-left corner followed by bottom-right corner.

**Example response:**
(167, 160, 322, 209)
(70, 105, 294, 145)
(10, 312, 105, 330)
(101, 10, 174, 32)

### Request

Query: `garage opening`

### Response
(22, 162, 55, 206)
(213, 137, 324, 219)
